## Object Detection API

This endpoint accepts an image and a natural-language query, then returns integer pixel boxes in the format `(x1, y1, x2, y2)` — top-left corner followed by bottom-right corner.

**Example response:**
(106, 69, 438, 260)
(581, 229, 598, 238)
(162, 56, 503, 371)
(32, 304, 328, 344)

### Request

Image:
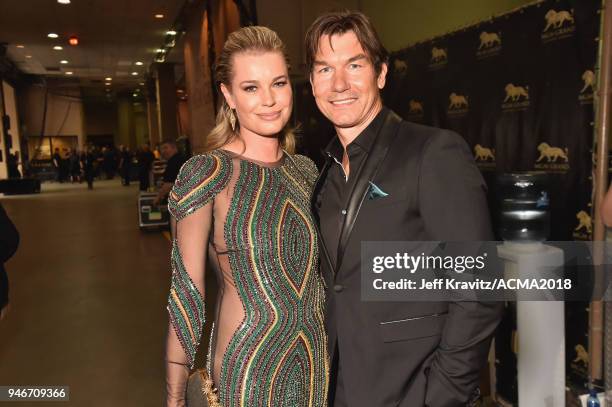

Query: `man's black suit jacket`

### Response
(312, 109, 504, 407)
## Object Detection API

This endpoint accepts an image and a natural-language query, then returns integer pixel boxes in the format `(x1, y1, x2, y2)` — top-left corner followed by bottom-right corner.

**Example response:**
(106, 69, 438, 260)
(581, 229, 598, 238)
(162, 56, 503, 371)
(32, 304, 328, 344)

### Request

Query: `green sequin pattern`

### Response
(218, 152, 328, 407)
(167, 151, 232, 368)
(167, 240, 205, 368)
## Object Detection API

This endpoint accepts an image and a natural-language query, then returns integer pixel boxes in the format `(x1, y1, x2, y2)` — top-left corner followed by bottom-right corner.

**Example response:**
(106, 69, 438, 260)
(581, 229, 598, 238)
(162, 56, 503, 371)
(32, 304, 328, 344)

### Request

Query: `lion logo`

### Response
(544, 9, 575, 32)
(394, 59, 408, 73)
(575, 211, 592, 234)
(431, 47, 447, 62)
(536, 142, 569, 163)
(479, 32, 501, 49)
(581, 70, 595, 93)
(504, 84, 530, 102)
(409, 100, 424, 114)
(448, 93, 469, 110)
(474, 144, 495, 161)
(573, 344, 589, 366)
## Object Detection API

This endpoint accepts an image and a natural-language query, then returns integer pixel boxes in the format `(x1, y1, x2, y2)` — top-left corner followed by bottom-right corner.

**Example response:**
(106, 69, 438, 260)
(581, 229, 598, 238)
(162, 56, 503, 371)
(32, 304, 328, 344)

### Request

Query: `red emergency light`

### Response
(69, 36, 79, 46)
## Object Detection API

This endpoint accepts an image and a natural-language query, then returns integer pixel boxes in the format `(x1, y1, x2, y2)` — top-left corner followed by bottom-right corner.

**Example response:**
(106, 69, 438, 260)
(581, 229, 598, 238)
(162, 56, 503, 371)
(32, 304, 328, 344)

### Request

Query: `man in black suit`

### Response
(306, 11, 504, 407)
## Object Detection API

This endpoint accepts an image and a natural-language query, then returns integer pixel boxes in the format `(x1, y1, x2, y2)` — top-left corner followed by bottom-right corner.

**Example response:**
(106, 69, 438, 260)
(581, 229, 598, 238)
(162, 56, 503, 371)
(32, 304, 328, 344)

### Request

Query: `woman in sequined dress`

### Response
(164, 26, 329, 407)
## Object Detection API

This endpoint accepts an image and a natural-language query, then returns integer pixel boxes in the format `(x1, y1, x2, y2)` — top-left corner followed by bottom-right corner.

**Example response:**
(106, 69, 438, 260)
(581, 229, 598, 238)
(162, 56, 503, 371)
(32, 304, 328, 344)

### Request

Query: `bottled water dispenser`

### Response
(496, 172, 565, 407)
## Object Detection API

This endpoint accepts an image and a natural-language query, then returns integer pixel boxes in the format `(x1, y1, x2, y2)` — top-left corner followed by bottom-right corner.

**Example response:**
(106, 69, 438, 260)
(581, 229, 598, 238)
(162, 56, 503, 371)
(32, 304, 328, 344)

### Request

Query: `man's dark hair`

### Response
(305, 10, 388, 75)
(161, 139, 177, 148)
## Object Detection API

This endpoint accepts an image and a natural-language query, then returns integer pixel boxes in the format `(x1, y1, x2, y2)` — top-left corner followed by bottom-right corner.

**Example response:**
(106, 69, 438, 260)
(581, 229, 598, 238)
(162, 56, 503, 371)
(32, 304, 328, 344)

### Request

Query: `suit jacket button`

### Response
(333, 284, 344, 292)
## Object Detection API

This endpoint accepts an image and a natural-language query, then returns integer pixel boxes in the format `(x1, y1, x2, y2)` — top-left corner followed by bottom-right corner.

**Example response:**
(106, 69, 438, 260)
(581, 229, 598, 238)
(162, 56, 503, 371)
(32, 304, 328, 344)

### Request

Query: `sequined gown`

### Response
(165, 149, 328, 407)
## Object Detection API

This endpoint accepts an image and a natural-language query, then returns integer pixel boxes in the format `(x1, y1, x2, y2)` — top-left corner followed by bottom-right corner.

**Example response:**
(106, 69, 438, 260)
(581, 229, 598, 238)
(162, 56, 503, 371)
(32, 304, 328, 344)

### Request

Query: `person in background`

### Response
(69, 148, 81, 183)
(7, 152, 21, 179)
(60, 148, 70, 182)
(0, 202, 19, 322)
(52, 148, 62, 182)
(94, 146, 104, 179)
(137, 144, 155, 191)
(114, 146, 122, 176)
(81, 146, 96, 190)
(152, 139, 186, 206)
(119, 145, 132, 186)
(103, 146, 116, 179)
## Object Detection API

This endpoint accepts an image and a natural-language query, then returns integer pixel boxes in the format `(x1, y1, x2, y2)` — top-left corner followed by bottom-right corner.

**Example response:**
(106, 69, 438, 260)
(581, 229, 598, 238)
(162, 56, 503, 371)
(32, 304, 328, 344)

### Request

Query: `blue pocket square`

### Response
(368, 181, 389, 200)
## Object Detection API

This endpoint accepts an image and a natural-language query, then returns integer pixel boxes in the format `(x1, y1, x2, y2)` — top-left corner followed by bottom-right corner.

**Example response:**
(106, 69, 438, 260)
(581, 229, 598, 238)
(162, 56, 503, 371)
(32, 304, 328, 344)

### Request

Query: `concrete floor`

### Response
(0, 180, 172, 406)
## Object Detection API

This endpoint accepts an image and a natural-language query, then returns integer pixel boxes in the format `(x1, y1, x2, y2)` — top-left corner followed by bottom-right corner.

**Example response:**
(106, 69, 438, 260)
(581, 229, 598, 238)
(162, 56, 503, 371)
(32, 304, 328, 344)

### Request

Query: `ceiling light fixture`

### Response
(105, 77, 112, 81)
(131, 72, 138, 76)
(25, 55, 32, 59)
(65, 71, 73, 75)
(48, 33, 59, 38)
(105, 82, 111, 86)
(155, 14, 164, 19)
(53, 46, 63, 50)
(135, 61, 143, 66)
(57, 0, 70, 4)
(166, 30, 177, 36)
(156, 48, 165, 53)
(60, 60, 68, 64)
(16, 45, 24, 49)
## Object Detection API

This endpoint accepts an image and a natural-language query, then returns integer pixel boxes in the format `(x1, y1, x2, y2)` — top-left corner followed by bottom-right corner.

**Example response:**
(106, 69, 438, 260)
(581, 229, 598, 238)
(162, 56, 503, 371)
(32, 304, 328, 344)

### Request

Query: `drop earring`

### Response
(229, 109, 236, 132)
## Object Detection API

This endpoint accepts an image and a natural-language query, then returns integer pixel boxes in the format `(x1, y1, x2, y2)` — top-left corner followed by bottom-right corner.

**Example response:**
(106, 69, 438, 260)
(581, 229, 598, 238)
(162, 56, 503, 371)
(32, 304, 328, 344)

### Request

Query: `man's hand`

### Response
(154, 182, 173, 207)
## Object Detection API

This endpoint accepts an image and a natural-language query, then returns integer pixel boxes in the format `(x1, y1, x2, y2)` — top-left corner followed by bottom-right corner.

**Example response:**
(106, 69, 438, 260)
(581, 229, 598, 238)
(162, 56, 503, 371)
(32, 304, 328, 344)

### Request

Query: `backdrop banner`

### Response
(382, 0, 600, 400)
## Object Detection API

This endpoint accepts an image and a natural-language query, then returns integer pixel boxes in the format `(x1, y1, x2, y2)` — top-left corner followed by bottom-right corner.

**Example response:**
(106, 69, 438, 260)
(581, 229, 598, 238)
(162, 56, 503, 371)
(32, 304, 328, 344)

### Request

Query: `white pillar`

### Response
(498, 242, 565, 407)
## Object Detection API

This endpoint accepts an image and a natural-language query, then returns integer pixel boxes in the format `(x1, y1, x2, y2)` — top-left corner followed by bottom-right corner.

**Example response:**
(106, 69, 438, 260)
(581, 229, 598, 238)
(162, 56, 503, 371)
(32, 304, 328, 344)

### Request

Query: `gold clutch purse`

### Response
(186, 369, 222, 407)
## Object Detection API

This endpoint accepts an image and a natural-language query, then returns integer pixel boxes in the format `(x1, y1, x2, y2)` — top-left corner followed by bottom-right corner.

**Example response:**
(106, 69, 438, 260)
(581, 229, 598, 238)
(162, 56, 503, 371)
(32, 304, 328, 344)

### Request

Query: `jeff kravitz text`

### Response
(370, 252, 571, 292)
(372, 278, 572, 291)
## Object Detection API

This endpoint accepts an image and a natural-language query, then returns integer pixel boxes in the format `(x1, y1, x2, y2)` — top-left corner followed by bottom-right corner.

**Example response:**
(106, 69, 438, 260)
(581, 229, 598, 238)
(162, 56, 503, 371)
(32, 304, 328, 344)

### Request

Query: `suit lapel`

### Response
(336, 111, 402, 272)
(311, 155, 334, 273)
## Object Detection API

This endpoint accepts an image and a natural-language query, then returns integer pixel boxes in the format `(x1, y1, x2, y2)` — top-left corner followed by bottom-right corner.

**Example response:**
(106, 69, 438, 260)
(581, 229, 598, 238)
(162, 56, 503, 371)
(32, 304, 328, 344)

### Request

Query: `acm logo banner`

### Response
(541, 8, 576, 43)
(476, 31, 502, 59)
(406, 99, 425, 122)
(501, 83, 530, 112)
(572, 209, 592, 240)
(446, 92, 469, 117)
(428, 45, 448, 70)
(394, 59, 408, 76)
(473, 144, 496, 170)
(534, 142, 570, 173)
(579, 69, 595, 105)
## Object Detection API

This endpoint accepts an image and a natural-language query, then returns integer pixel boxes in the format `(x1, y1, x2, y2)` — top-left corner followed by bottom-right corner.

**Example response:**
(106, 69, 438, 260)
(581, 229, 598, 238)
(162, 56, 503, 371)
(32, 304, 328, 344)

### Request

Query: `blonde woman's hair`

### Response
(205, 26, 296, 154)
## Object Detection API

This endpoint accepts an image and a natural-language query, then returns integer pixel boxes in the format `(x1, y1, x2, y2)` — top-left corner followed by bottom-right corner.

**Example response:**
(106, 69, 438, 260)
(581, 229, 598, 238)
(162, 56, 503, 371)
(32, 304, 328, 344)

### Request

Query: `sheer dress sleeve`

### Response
(164, 152, 232, 406)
